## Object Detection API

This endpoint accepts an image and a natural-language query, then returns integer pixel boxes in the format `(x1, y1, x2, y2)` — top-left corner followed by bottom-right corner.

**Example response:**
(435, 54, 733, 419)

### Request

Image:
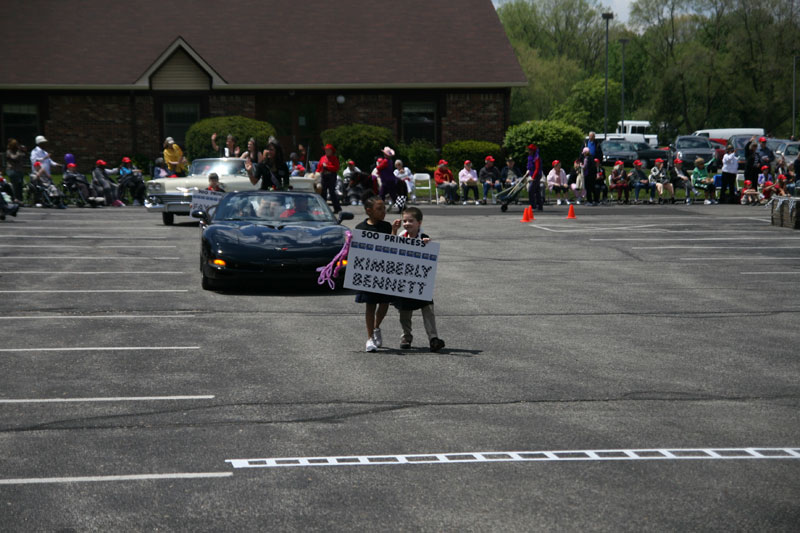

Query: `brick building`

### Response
(0, 0, 525, 169)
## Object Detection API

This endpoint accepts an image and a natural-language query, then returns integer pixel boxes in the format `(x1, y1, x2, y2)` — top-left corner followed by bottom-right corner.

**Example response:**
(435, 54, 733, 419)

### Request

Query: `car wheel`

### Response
(162, 212, 174, 225)
(201, 274, 218, 291)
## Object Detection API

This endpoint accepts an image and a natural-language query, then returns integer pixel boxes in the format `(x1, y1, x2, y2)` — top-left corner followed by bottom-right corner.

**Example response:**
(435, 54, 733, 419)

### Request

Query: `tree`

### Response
(549, 76, 621, 134)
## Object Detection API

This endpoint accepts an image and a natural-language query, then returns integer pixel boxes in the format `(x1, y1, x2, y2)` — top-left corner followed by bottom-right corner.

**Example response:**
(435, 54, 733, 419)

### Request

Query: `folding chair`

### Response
(413, 173, 435, 204)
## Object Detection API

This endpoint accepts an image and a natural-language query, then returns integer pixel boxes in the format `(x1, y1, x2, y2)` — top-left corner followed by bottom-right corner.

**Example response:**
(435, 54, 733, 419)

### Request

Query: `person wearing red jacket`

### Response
(434, 159, 457, 204)
(316, 143, 341, 213)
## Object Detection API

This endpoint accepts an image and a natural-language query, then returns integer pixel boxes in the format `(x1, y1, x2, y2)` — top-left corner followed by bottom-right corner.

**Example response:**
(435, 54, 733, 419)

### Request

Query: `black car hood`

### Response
(204, 221, 347, 249)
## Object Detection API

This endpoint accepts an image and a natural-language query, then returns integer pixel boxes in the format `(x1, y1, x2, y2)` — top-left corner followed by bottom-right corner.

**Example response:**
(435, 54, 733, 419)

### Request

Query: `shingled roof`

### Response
(0, 0, 526, 89)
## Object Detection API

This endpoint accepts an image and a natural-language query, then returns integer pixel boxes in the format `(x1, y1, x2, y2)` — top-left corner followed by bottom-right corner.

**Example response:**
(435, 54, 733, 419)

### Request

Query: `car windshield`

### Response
(634, 143, 650, 150)
(784, 144, 800, 156)
(766, 139, 786, 151)
(603, 141, 634, 151)
(675, 137, 711, 149)
(190, 158, 247, 177)
(215, 193, 335, 223)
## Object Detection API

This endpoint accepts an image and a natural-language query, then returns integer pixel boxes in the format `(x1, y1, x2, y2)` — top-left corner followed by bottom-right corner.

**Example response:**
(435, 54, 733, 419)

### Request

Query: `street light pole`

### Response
(619, 38, 629, 134)
(793, 55, 797, 139)
(602, 13, 614, 139)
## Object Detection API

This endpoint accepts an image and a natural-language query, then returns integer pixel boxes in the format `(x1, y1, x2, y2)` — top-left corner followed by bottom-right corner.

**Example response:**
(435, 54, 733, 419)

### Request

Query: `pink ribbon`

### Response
(316, 230, 352, 289)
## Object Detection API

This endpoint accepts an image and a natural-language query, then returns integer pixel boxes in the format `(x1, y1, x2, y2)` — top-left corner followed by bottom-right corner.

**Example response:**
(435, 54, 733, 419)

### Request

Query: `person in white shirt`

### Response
(394, 159, 416, 202)
(29, 135, 60, 177)
(546, 160, 570, 205)
(720, 143, 739, 204)
(458, 160, 480, 205)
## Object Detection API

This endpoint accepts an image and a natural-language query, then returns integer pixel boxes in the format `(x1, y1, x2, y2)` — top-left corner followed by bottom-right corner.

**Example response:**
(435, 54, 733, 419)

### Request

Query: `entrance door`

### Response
(256, 94, 326, 166)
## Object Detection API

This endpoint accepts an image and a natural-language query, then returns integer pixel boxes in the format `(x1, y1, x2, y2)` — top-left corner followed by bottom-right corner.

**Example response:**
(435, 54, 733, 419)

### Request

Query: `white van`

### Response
(692, 128, 764, 141)
(615, 120, 658, 147)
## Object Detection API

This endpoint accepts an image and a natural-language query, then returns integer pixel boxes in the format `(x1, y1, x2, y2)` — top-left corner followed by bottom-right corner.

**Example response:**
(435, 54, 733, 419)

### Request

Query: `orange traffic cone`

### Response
(566, 204, 577, 219)
(520, 205, 533, 222)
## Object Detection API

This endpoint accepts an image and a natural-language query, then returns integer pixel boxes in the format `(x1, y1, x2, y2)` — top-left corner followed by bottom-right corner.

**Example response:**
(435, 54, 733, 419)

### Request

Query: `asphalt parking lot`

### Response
(1, 202, 799, 531)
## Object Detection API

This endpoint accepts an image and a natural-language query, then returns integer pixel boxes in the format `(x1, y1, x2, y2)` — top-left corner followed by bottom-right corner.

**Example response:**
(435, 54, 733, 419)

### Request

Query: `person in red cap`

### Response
(650, 158, 674, 204)
(741, 179, 759, 205)
(528, 144, 544, 210)
(63, 161, 96, 206)
(478, 155, 501, 204)
(117, 156, 145, 206)
(546, 160, 569, 205)
(773, 175, 790, 197)
(458, 160, 480, 205)
(30, 161, 67, 208)
(757, 164, 772, 188)
(669, 158, 694, 204)
(434, 159, 457, 204)
(609, 160, 630, 204)
(631, 159, 655, 204)
(316, 144, 341, 213)
(92, 159, 122, 206)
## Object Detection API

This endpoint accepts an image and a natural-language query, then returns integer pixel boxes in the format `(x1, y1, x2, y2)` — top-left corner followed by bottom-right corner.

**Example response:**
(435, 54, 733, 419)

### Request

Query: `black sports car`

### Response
(601, 140, 668, 168)
(195, 191, 354, 290)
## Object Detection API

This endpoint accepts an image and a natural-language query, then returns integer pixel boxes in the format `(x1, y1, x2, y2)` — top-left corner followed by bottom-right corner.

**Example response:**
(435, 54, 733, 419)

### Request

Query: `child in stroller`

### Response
(30, 161, 67, 208)
(63, 162, 103, 207)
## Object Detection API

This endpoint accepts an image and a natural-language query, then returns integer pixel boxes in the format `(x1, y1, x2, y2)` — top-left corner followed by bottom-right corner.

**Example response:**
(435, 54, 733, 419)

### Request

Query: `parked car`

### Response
(776, 141, 800, 166)
(195, 190, 353, 290)
(145, 158, 314, 225)
(601, 140, 667, 168)
(670, 136, 715, 167)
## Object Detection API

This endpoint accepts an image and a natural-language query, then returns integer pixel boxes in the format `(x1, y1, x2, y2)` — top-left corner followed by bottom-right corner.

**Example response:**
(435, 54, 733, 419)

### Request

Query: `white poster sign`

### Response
(343, 230, 440, 301)
(190, 190, 225, 216)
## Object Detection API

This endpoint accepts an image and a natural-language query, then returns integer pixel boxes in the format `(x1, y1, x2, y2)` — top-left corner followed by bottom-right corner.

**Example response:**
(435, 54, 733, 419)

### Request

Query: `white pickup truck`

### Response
(145, 158, 314, 225)
(595, 121, 659, 148)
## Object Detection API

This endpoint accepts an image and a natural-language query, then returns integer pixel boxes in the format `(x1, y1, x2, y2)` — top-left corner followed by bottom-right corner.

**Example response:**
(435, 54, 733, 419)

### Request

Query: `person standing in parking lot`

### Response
(755, 136, 775, 169)
(163, 137, 187, 177)
(720, 144, 739, 203)
(5, 139, 26, 202)
(527, 144, 544, 211)
(317, 143, 341, 214)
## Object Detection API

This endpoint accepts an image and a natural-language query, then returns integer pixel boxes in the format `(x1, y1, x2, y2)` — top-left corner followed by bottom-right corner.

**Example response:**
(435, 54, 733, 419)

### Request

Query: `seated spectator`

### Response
(290, 164, 306, 177)
(286, 152, 302, 172)
(479, 155, 502, 204)
(394, 159, 416, 203)
(211, 133, 240, 158)
(741, 180, 759, 205)
(757, 165, 773, 188)
(207, 172, 225, 192)
(347, 171, 376, 206)
(670, 158, 694, 204)
(594, 159, 609, 203)
(773, 175, 790, 197)
(63, 162, 97, 205)
(31, 161, 66, 208)
(153, 157, 173, 179)
(459, 160, 480, 205)
(609, 161, 630, 204)
(343, 159, 361, 180)
(786, 171, 797, 196)
(117, 156, 146, 206)
(92, 159, 122, 206)
(0, 173, 20, 219)
(500, 157, 521, 188)
(568, 159, 585, 204)
(546, 160, 569, 205)
(692, 157, 717, 204)
(631, 160, 655, 204)
(650, 158, 674, 204)
(761, 180, 776, 202)
(434, 159, 457, 204)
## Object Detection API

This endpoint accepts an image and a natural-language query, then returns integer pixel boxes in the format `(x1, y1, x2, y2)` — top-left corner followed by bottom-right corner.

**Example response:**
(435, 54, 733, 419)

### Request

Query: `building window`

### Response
(2, 103, 39, 149)
(401, 101, 436, 144)
(163, 102, 199, 147)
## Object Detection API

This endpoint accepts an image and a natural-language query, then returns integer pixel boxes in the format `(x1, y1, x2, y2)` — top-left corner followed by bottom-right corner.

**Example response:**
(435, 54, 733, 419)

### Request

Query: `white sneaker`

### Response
(686, 198, 692, 204)
(365, 338, 377, 352)
(462, 201, 467, 205)
(565, 199, 571, 205)
(372, 327, 383, 347)
(704, 199, 712, 205)
(474, 200, 480, 205)
(557, 199, 562, 205)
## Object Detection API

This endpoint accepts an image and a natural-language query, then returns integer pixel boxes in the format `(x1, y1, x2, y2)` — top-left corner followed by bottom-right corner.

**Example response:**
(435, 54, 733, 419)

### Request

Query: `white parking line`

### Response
(741, 271, 800, 275)
(633, 246, 800, 250)
(227, 447, 800, 469)
(592, 237, 800, 241)
(681, 257, 800, 261)
(0, 256, 181, 260)
(0, 472, 232, 485)
(0, 235, 168, 240)
(0, 289, 188, 293)
(0, 395, 214, 403)
(0, 346, 199, 352)
(0, 271, 184, 275)
(0, 245, 176, 249)
(0, 314, 195, 320)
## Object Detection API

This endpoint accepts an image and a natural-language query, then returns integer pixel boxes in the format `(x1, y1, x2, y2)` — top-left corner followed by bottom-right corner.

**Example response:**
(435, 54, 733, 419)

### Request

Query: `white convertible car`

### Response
(145, 158, 314, 225)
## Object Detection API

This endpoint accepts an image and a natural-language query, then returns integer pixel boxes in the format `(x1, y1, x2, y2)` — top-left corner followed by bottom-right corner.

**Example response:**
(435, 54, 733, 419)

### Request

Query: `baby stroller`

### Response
(63, 171, 102, 207)
(26, 174, 66, 208)
(496, 171, 530, 212)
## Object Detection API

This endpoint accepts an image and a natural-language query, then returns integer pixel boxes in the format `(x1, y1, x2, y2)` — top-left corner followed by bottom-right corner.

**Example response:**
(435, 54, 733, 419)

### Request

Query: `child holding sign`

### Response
(355, 192, 394, 352)
(391, 207, 445, 352)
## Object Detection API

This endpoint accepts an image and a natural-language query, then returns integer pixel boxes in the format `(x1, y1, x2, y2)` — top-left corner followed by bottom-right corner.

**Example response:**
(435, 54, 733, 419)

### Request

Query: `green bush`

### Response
(185, 116, 277, 160)
(441, 140, 502, 170)
(320, 123, 394, 171)
(503, 120, 584, 170)
(396, 139, 439, 172)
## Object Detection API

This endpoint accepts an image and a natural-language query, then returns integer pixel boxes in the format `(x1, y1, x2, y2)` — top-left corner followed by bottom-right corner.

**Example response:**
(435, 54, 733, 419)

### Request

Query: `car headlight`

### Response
(147, 181, 163, 193)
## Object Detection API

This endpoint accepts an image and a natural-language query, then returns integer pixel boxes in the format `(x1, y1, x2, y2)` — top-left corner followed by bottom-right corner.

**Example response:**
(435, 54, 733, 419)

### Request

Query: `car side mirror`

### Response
(191, 209, 210, 223)
(338, 211, 355, 223)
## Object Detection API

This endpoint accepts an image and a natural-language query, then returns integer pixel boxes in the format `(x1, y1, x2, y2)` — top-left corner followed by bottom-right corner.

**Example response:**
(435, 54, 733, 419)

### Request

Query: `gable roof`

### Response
(0, 0, 526, 90)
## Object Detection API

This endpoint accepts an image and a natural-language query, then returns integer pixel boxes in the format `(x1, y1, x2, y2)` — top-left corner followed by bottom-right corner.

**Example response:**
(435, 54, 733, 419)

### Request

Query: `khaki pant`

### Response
(399, 304, 438, 342)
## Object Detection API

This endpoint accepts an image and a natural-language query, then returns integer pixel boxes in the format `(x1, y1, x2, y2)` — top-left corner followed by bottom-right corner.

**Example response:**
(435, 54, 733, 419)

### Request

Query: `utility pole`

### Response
(602, 13, 614, 139)
(619, 38, 629, 134)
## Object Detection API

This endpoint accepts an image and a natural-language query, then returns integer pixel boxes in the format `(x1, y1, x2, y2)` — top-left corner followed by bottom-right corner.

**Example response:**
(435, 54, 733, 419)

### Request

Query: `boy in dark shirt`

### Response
(390, 206, 445, 352)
